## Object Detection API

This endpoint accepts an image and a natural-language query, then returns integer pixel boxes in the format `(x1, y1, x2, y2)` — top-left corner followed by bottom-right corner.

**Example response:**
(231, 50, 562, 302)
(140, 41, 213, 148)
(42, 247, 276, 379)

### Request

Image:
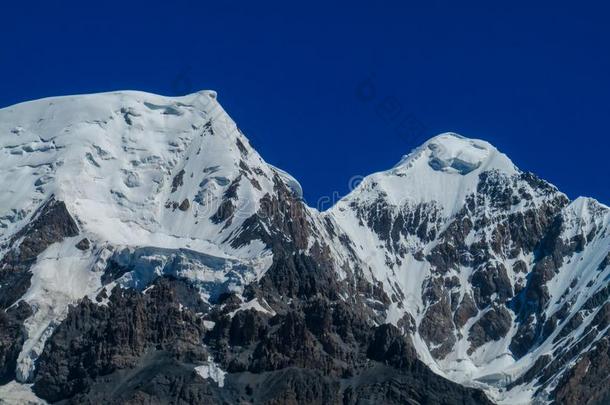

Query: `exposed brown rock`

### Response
(468, 306, 512, 352)
(33, 278, 209, 402)
(418, 297, 456, 358)
(454, 293, 478, 328)
(554, 337, 610, 405)
(178, 198, 190, 211)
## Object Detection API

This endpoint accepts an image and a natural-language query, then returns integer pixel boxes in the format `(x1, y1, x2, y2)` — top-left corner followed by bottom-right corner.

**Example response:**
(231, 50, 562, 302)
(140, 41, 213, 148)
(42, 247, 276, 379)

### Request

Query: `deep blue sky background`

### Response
(2, 1, 609, 205)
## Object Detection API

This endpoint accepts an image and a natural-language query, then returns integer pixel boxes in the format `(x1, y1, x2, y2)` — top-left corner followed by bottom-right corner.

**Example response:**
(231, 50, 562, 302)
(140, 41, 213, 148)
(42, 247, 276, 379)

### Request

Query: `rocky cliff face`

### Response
(0, 91, 608, 404)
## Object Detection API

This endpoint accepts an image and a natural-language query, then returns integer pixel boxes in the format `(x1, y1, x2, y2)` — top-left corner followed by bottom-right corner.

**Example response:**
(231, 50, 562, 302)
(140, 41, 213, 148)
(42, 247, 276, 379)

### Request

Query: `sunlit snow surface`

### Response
(0, 90, 275, 252)
(342, 133, 518, 216)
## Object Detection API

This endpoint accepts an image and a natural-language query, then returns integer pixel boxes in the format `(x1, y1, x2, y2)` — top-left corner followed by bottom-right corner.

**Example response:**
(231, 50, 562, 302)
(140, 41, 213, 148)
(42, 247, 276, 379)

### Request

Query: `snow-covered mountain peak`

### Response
(0, 90, 293, 260)
(1, 90, 306, 382)
(334, 132, 519, 218)
(324, 131, 608, 405)
(393, 132, 517, 175)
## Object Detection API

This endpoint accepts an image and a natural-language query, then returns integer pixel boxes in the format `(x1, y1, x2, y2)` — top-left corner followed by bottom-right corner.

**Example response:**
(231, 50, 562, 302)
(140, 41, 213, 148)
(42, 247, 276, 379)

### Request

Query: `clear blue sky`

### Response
(2, 1, 608, 205)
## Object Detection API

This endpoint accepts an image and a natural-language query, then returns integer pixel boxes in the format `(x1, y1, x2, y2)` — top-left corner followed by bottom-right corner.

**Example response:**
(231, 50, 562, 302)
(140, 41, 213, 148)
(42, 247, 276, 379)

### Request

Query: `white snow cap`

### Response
(394, 132, 517, 175)
(336, 132, 518, 217)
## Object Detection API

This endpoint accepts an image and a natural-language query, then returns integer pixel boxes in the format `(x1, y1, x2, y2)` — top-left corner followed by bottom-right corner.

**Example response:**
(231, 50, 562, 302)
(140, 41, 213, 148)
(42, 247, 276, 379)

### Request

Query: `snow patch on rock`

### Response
(15, 237, 105, 382)
(0, 381, 46, 404)
(194, 357, 226, 387)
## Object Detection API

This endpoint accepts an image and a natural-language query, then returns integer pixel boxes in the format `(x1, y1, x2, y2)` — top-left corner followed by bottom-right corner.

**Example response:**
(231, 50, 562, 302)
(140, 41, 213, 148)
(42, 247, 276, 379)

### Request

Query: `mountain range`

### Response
(0, 90, 608, 404)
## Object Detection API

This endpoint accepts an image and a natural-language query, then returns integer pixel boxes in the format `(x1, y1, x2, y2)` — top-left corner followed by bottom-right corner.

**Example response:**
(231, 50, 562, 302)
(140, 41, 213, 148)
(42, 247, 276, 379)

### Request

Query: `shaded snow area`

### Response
(194, 357, 227, 387)
(107, 246, 272, 301)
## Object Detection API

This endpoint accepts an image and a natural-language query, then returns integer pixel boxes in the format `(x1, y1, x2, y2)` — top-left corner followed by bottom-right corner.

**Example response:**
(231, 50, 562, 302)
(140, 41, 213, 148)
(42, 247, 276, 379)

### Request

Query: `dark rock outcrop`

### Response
(0, 197, 79, 309)
(0, 302, 32, 384)
(75, 237, 91, 251)
(553, 336, 610, 405)
(31, 271, 495, 404)
(468, 306, 512, 352)
(418, 297, 456, 358)
(33, 278, 209, 402)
